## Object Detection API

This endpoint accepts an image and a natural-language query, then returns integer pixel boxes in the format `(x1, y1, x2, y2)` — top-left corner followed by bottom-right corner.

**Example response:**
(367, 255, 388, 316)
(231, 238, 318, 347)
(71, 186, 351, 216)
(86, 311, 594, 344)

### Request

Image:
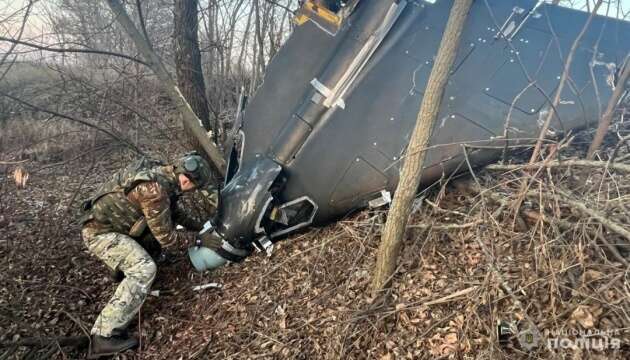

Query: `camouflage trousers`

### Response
(82, 229, 157, 337)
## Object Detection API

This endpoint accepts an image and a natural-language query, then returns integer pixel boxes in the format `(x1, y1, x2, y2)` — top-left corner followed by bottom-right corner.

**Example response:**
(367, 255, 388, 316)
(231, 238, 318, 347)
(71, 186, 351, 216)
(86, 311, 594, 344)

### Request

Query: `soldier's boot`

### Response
(88, 333, 138, 359)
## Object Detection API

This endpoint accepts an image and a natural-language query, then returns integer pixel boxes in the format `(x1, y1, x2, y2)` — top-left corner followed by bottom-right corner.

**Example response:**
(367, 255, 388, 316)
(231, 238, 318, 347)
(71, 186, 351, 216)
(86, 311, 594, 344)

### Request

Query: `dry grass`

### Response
(0, 117, 86, 164)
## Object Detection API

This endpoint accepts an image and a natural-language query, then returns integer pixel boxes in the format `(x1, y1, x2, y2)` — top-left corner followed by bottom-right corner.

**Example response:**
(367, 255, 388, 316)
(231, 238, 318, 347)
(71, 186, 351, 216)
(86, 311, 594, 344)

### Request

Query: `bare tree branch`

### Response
(263, 0, 296, 14)
(0, 0, 34, 82)
(587, 55, 630, 159)
(135, 0, 153, 50)
(0, 89, 143, 155)
(529, 0, 603, 163)
(0, 36, 149, 66)
(104, 0, 226, 175)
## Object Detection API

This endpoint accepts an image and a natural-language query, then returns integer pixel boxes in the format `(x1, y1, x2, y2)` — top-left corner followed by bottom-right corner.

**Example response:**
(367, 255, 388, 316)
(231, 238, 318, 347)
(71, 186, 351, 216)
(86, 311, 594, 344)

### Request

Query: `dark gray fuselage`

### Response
(229, 0, 629, 228)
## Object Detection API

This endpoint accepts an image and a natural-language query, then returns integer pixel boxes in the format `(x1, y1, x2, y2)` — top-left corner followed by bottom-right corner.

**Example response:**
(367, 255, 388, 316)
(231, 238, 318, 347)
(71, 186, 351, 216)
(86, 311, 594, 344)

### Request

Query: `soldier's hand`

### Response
(156, 251, 178, 266)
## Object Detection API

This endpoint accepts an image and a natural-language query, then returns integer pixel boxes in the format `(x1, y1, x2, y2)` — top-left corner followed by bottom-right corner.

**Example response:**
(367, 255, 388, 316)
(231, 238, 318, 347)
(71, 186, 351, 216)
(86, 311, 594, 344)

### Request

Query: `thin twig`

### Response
(0, 36, 149, 66)
(0, 90, 143, 155)
(486, 159, 630, 173)
(526, 189, 630, 245)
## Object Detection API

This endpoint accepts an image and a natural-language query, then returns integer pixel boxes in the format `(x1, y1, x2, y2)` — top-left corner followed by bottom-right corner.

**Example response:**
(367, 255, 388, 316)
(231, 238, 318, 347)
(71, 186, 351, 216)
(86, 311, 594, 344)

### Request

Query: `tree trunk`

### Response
(586, 56, 629, 159)
(104, 0, 226, 176)
(371, 0, 473, 293)
(174, 0, 212, 132)
(238, 7, 253, 82)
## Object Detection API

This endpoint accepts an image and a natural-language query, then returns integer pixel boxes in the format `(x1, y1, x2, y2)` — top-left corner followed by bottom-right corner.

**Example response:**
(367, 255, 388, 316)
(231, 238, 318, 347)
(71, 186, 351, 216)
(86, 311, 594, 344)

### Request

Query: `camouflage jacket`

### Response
(82, 164, 205, 248)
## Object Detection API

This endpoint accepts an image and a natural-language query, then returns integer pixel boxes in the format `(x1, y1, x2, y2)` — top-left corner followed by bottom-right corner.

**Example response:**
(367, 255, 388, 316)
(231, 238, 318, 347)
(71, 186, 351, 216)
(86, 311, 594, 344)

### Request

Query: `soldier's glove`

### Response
(156, 251, 178, 266)
(188, 221, 253, 271)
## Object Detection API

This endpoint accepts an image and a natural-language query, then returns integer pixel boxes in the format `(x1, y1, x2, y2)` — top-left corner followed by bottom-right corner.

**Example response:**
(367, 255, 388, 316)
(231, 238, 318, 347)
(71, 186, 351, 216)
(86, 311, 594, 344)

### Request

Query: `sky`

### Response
(1, 0, 629, 49)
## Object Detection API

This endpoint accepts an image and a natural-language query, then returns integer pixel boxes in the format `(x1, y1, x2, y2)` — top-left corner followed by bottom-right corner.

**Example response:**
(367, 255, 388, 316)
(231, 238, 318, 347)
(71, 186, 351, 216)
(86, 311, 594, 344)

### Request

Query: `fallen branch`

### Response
(192, 283, 222, 291)
(395, 286, 478, 312)
(406, 219, 483, 230)
(596, 233, 629, 267)
(423, 286, 478, 306)
(526, 189, 630, 247)
(451, 178, 510, 219)
(523, 208, 628, 266)
(486, 159, 630, 173)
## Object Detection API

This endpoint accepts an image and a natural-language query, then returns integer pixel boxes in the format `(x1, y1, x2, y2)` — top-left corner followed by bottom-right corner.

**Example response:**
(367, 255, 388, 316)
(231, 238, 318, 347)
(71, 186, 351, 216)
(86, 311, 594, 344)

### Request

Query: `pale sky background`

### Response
(1, 0, 628, 48)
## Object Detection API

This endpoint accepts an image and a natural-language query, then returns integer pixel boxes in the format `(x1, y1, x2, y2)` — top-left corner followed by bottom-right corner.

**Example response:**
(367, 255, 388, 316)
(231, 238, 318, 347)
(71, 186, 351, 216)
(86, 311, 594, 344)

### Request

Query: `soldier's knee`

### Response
(141, 259, 157, 285)
(127, 257, 157, 286)
(145, 260, 157, 280)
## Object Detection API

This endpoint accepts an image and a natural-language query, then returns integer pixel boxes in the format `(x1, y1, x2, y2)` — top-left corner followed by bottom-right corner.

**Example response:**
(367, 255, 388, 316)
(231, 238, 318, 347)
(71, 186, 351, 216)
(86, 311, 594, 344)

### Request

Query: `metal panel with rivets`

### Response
(228, 0, 630, 229)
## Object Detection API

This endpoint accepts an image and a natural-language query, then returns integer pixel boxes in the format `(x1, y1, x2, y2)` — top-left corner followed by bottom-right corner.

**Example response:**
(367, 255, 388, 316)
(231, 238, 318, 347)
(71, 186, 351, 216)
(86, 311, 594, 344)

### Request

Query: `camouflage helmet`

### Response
(174, 152, 213, 189)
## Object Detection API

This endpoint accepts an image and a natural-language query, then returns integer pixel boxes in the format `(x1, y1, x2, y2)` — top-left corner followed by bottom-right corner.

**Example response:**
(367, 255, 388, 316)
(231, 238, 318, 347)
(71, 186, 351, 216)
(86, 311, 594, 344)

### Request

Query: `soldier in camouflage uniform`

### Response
(80, 153, 216, 358)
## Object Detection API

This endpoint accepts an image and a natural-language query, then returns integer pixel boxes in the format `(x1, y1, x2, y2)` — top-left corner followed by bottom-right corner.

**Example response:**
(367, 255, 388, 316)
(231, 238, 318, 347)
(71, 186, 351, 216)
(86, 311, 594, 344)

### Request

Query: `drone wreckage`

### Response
(188, 0, 630, 270)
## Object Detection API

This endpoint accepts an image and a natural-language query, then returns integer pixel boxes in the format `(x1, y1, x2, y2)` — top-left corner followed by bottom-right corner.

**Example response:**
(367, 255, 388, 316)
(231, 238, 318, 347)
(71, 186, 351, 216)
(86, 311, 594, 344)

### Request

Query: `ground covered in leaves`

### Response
(2, 127, 630, 359)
